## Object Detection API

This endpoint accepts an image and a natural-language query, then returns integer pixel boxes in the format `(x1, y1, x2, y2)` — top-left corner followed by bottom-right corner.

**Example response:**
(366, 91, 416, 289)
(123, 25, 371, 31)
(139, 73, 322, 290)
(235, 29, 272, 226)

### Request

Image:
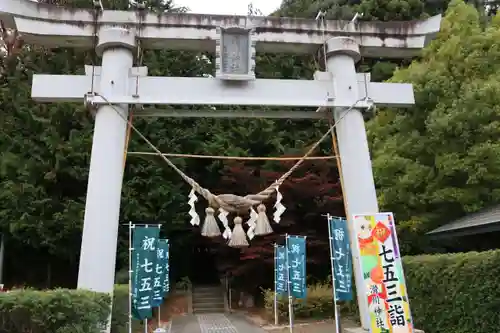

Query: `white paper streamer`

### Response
(273, 186, 286, 223)
(188, 189, 200, 226)
(246, 207, 258, 240)
(218, 208, 232, 239)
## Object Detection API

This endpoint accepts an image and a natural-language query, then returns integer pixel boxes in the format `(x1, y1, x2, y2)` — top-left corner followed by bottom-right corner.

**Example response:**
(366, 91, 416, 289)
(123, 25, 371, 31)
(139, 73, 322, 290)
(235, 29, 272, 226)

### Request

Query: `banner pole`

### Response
(156, 225, 162, 331)
(327, 215, 342, 333)
(273, 243, 278, 326)
(158, 304, 161, 327)
(144, 319, 148, 333)
(285, 234, 293, 333)
(128, 222, 133, 333)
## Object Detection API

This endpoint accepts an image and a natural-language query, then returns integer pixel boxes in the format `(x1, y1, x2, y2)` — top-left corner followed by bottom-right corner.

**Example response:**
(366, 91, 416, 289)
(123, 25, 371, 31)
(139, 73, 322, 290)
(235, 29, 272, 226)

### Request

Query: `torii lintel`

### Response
(0, 0, 440, 58)
(31, 68, 414, 111)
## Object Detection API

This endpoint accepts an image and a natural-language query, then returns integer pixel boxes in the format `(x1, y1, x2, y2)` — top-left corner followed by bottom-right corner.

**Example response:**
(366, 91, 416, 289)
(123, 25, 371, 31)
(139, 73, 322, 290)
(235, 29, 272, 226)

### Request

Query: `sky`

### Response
(175, 0, 282, 15)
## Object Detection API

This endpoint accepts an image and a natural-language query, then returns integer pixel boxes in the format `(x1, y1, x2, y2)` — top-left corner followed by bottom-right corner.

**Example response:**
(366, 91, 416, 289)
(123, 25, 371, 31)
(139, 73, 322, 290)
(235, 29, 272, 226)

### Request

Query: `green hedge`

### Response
(0, 289, 111, 333)
(404, 250, 500, 333)
(264, 250, 500, 333)
(0, 284, 136, 333)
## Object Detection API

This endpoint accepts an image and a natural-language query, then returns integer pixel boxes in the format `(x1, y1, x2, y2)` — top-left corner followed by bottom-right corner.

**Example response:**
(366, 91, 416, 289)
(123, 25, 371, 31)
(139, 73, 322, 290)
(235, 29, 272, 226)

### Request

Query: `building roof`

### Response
(427, 204, 500, 238)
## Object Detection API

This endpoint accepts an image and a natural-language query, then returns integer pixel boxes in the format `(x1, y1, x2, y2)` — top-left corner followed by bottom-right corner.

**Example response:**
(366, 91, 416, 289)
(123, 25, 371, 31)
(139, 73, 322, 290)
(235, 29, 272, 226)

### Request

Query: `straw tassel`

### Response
(201, 207, 221, 237)
(254, 203, 273, 236)
(228, 216, 249, 248)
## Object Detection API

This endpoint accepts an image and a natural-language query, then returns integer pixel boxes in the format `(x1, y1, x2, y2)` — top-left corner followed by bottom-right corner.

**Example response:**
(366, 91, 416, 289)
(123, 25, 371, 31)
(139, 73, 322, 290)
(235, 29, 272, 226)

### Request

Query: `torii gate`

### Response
(0, 0, 440, 331)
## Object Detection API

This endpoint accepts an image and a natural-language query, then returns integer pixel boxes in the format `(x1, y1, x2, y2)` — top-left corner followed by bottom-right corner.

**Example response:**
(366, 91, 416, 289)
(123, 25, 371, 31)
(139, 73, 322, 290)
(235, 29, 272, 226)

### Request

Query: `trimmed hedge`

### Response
(264, 250, 500, 333)
(404, 250, 500, 333)
(0, 284, 135, 333)
(0, 289, 110, 333)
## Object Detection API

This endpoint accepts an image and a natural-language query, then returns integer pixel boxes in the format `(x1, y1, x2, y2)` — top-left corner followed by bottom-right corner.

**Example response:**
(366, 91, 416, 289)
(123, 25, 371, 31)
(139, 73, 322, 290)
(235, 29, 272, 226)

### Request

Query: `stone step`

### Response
(193, 294, 224, 300)
(193, 293, 224, 297)
(193, 299, 224, 304)
(192, 302, 225, 308)
(193, 306, 225, 314)
(192, 285, 220, 290)
(193, 288, 222, 293)
(192, 285, 226, 314)
(192, 292, 224, 299)
(193, 301, 225, 308)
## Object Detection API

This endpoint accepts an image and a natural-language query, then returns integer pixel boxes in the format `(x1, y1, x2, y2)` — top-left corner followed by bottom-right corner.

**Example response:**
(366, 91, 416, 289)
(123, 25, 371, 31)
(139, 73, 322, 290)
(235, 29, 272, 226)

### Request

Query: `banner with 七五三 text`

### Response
(131, 226, 160, 320)
(151, 238, 169, 307)
(275, 245, 288, 294)
(353, 213, 414, 333)
(328, 216, 353, 301)
(161, 239, 170, 295)
(286, 235, 306, 299)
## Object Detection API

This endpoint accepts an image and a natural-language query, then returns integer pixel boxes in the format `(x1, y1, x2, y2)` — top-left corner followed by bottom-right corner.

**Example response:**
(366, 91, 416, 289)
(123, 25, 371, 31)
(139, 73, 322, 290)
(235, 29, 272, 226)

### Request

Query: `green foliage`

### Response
(276, 0, 491, 21)
(368, 0, 500, 253)
(262, 280, 357, 320)
(404, 251, 500, 333)
(277, 0, 428, 20)
(0, 288, 110, 333)
(263, 251, 500, 333)
(0, 285, 144, 333)
(174, 276, 192, 291)
(111, 285, 129, 333)
(2, 0, 498, 290)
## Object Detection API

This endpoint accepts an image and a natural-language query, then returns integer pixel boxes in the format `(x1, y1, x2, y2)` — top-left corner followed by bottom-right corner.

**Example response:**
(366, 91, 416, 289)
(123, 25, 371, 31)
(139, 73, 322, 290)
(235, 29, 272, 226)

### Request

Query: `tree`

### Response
(0, 0, 332, 287)
(207, 156, 344, 290)
(368, 0, 500, 253)
(0, 0, 213, 287)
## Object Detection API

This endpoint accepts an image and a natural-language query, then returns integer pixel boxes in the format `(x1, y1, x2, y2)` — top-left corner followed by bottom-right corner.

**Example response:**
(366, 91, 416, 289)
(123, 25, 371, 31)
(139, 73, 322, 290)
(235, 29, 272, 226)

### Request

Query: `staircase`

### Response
(192, 285, 226, 314)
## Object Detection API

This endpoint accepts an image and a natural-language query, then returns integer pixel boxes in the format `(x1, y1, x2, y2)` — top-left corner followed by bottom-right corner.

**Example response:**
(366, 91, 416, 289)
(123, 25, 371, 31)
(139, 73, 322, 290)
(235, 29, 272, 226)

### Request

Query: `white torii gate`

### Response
(0, 0, 440, 331)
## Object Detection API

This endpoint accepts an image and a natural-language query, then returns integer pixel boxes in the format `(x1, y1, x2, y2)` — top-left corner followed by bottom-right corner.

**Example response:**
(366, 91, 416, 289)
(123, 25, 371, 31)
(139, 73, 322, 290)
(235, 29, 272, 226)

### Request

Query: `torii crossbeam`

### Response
(0, 0, 441, 331)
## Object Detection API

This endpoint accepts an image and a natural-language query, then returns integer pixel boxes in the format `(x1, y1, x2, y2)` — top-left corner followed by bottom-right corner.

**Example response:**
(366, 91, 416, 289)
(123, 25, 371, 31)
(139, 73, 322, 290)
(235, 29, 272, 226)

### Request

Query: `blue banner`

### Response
(286, 236, 306, 299)
(162, 240, 170, 294)
(151, 239, 169, 307)
(328, 217, 353, 301)
(131, 226, 160, 320)
(275, 245, 288, 294)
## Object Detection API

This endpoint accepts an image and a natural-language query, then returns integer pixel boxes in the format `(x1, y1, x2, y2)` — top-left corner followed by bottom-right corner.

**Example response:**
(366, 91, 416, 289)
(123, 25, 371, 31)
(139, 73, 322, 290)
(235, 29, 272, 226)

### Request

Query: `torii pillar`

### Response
(0, 1, 441, 331)
(77, 27, 135, 295)
(325, 37, 378, 328)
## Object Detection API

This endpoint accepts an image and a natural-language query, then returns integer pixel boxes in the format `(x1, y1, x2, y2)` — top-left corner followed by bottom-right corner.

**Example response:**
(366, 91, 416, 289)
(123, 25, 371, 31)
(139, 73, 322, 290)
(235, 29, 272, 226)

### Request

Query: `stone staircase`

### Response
(192, 285, 226, 314)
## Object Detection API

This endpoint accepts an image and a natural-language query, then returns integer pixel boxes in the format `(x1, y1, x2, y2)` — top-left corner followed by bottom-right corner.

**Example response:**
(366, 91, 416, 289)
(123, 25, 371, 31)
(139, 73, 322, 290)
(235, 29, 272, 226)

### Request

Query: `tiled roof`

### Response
(428, 204, 500, 235)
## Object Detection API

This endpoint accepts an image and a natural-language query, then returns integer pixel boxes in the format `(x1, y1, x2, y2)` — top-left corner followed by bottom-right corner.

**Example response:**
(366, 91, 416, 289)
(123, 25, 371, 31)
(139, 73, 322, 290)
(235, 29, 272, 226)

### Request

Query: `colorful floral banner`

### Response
(353, 213, 414, 333)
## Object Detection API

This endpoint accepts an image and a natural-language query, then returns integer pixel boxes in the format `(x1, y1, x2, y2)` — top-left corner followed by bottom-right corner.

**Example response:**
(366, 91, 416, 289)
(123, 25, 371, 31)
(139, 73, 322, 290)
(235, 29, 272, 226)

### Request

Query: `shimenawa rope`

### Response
(97, 93, 363, 214)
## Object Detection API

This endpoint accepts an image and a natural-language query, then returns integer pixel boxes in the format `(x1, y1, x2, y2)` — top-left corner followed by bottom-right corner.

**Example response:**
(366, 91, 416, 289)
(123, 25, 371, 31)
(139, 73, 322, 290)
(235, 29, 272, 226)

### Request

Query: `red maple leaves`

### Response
(211, 158, 344, 282)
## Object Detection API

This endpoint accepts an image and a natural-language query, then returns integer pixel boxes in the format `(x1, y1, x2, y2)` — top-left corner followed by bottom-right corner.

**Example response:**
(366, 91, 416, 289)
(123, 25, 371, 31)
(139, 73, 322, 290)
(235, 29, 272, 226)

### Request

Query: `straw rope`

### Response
(97, 93, 363, 214)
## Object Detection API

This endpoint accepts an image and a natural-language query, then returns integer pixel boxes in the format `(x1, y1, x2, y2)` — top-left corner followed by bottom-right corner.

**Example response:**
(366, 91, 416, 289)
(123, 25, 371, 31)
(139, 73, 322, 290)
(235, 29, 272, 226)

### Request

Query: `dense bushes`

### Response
(404, 250, 500, 333)
(0, 284, 135, 333)
(0, 289, 110, 333)
(264, 250, 500, 333)
(263, 278, 357, 320)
